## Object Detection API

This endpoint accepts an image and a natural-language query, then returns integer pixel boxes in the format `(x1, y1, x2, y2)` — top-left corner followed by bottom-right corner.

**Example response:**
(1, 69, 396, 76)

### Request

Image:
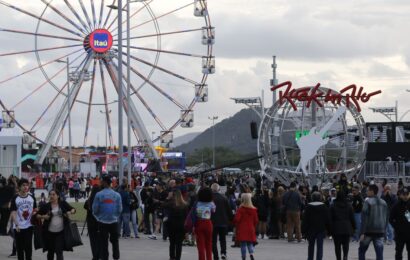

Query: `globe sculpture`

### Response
(258, 85, 367, 185)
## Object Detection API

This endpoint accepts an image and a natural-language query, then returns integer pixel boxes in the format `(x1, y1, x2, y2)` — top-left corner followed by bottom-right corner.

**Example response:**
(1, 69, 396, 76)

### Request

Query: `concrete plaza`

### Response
(0, 232, 401, 260)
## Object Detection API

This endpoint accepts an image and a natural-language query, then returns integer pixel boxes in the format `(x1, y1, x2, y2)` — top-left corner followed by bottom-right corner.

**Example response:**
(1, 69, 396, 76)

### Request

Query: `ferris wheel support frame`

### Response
(105, 60, 159, 160)
(35, 54, 94, 165)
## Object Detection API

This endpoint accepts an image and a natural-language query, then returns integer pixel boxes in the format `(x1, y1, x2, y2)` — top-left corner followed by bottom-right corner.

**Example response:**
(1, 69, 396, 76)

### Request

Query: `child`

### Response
(233, 193, 258, 260)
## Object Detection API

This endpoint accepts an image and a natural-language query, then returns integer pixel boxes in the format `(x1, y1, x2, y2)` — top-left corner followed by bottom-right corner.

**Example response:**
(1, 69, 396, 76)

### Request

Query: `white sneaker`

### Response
(148, 235, 157, 240)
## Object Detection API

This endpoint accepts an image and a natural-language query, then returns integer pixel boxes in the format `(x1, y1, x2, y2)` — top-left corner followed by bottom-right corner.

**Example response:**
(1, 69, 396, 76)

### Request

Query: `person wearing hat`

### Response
(389, 188, 410, 260)
(92, 175, 123, 260)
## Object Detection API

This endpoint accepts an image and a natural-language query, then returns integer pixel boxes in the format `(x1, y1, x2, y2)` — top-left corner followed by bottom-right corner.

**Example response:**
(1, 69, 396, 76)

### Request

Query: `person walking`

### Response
(358, 184, 389, 260)
(36, 189, 76, 260)
(129, 187, 140, 239)
(233, 193, 258, 260)
(302, 192, 331, 260)
(73, 180, 80, 202)
(10, 178, 37, 260)
(84, 185, 101, 260)
(92, 175, 122, 260)
(141, 182, 155, 235)
(0, 176, 15, 235)
(253, 188, 269, 240)
(330, 191, 355, 260)
(389, 188, 410, 260)
(195, 187, 216, 260)
(118, 184, 131, 238)
(381, 184, 397, 245)
(211, 183, 233, 260)
(163, 189, 188, 260)
(282, 182, 303, 242)
(351, 184, 363, 242)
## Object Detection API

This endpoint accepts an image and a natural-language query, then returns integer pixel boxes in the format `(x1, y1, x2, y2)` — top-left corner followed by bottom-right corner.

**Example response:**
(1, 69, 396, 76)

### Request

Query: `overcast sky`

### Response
(0, 0, 409, 147)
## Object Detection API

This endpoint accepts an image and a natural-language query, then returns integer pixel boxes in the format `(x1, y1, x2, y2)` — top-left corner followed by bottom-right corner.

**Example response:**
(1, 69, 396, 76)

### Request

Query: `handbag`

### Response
(64, 221, 83, 250)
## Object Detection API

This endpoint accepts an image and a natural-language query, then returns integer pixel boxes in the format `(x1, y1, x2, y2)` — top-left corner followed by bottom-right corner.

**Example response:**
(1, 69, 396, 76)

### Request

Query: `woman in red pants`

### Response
(194, 187, 216, 260)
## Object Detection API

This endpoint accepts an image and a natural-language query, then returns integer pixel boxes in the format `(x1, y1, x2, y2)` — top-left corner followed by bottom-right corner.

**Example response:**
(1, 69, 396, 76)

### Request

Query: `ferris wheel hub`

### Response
(83, 29, 113, 54)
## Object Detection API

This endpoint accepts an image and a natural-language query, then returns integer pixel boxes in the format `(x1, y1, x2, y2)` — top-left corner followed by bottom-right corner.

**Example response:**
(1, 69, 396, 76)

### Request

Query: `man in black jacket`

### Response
(352, 184, 363, 242)
(302, 192, 331, 260)
(282, 182, 303, 242)
(211, 183, 233, 260)
(389, 188, 410, 260)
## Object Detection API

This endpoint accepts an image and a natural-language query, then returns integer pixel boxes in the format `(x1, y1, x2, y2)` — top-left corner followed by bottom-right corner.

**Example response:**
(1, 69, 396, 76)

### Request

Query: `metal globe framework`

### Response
(258, 86, 367, 184)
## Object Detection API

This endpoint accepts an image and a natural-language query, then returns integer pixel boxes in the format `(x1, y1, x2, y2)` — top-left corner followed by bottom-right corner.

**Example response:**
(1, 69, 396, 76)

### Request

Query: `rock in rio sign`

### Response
(89, 29, 113, 53)
(271, 81, 382, 112)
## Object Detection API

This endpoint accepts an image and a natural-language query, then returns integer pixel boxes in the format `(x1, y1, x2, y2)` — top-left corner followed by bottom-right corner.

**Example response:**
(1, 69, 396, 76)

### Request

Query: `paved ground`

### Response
(0, 232, 401, 260)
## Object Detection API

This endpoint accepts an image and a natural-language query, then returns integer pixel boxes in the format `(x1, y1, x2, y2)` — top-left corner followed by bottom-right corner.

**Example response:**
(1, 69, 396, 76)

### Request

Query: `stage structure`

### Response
(258, 81, 382, 185)
(363, 122, 410, 180)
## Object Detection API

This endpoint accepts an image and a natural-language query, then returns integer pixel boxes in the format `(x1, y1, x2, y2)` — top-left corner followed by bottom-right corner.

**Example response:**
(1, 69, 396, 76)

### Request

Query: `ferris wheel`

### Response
(0, 0, 214, 164)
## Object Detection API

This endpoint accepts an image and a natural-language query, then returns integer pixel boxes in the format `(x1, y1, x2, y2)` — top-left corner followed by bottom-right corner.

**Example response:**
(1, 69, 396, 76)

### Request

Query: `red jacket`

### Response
(233, 206, 258, 242)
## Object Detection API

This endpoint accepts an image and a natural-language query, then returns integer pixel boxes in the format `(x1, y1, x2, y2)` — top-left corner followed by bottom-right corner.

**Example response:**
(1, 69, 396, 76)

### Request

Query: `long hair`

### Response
(241, 193, 255, 208)
(173, 189, 187, 208)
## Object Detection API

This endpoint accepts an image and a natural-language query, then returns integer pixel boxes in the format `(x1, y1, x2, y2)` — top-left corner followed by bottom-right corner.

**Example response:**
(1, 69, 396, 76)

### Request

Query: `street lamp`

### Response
(108, 0, 148, 183)
(107, 0, 125, 181)
(100, 109, 112, 175)
(208, 116, 218, 168)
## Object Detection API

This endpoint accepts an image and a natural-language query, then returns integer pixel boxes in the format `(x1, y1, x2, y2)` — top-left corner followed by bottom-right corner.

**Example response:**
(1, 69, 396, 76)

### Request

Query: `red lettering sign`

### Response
(270, 81, 382, 112)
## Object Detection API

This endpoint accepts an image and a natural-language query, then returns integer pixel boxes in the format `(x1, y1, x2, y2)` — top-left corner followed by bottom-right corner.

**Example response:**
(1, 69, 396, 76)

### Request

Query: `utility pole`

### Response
(126, 0, 132, 185)
(117, 0, 124, 182)
(270, 56, 278, 105)
(208, 116, 218, 168)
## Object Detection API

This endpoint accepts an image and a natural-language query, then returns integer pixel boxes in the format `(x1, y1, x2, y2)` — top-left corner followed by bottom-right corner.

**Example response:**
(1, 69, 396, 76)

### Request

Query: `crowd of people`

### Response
(0, 172, 409, 260)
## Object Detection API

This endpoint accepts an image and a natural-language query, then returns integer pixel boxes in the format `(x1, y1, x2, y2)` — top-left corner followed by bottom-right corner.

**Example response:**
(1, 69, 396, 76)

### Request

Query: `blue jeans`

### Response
(118, 212, 131, 237)
(385, 223, 394, 242)
(353, 213, 362, 241)
(358, 235, 384, 260)
(131, 210, 139, 237)
(240, 242, 254, 258)
(307, 232, 325, 260)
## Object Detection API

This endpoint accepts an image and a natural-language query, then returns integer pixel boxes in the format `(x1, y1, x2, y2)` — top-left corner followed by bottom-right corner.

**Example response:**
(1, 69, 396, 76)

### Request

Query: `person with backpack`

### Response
(233, 193, 258, 260)
(195, 187, 216, 260)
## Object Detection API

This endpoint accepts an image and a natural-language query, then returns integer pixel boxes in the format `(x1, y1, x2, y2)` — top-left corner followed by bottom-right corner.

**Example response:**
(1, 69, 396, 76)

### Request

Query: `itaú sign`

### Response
(271, 81, 382, 112)
(89, 29, 113, 53)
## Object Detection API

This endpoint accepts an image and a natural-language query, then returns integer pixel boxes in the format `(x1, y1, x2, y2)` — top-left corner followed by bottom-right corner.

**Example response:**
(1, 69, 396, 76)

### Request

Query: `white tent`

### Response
(0, 128, 22, 178)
